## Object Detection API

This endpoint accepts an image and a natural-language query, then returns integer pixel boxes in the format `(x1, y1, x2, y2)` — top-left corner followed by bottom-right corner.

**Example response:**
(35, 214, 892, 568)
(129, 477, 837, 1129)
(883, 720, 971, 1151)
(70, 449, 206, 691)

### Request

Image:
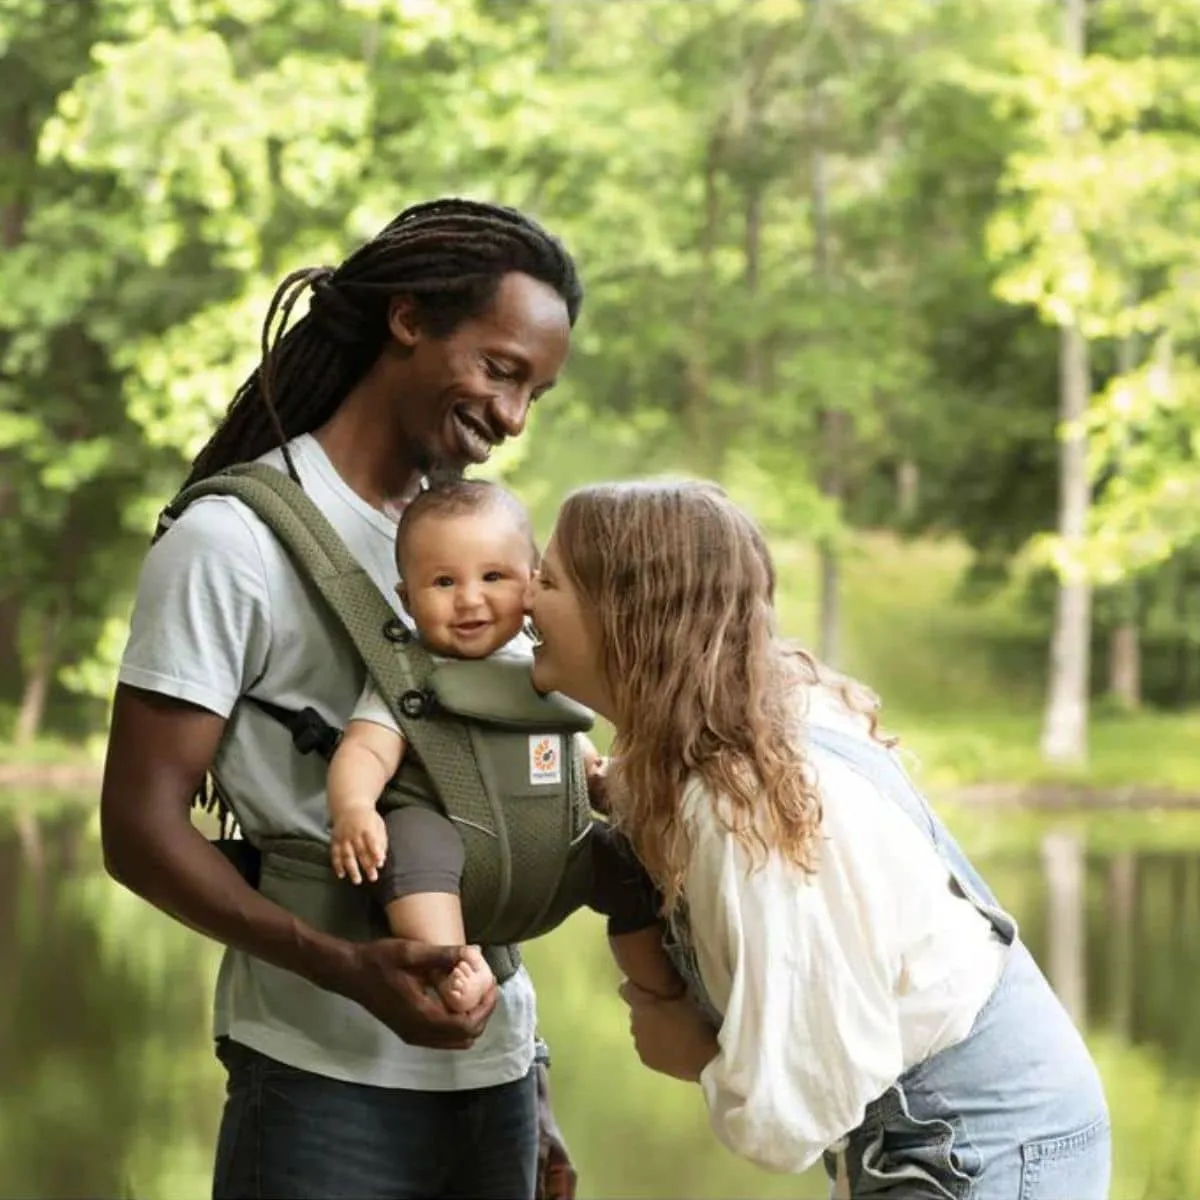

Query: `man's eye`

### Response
(484, 357, 517, 381)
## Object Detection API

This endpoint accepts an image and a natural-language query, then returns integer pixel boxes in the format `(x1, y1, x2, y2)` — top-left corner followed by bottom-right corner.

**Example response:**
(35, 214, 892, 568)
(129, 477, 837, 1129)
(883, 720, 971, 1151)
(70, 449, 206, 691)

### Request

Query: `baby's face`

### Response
(398, 511, 534, 659)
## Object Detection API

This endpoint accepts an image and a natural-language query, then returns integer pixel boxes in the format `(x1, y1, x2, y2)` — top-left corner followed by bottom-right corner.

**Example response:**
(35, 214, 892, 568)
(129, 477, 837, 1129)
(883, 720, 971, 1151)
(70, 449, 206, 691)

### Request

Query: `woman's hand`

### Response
(584, 754, 610, 812)
(619, 979, 719, 1082)
(580, 735, 611, 814)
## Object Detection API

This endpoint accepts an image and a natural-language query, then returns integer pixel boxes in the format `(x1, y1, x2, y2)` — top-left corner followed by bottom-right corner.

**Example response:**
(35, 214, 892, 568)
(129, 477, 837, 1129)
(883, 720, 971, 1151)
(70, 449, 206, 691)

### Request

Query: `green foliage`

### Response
(1, 0, 1199, 736)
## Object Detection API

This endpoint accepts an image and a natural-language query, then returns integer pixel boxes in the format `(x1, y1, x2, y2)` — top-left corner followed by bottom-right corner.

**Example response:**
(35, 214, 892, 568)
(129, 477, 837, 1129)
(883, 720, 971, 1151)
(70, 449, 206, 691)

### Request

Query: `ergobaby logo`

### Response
(529, 734, 562, 786)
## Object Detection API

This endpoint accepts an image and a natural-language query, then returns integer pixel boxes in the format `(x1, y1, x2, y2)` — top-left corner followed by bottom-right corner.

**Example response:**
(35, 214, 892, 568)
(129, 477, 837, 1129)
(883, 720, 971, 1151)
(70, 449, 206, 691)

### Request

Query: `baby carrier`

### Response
(164, 463, 598, 981)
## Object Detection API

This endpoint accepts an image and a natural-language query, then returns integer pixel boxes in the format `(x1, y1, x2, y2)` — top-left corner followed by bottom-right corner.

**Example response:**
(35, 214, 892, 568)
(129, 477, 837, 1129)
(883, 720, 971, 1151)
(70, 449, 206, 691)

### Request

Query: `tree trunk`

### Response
(1, 100, 33, 251)
(811, 0, 843, 666)
(14, 661, 52, 747)
(1178, 566, 1198, 706)
(818, 412, 845, 668)
(1105, 314, 1141, 711)
(0, 104, 33, 693)
(0, 593, 19, 701)
(685, 127, 724, 477)
(1040, 0, 1091, 766)
(897, 459, 919, 521)
(13, 606, 63, 747)
(1109, 615, 1140, 711)
(1041, 323, 1092, 764)
(743, 181, 764, 395)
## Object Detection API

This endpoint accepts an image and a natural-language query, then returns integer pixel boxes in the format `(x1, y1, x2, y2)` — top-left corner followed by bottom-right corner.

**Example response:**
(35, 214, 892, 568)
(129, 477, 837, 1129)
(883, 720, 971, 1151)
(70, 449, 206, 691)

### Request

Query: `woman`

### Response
(526, 478, 1111, 1200)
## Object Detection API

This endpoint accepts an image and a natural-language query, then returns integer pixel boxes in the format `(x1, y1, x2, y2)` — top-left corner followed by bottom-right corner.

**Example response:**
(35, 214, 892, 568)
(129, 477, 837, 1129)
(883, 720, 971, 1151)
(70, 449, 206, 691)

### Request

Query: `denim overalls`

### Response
(664, 724, 1112, 1200)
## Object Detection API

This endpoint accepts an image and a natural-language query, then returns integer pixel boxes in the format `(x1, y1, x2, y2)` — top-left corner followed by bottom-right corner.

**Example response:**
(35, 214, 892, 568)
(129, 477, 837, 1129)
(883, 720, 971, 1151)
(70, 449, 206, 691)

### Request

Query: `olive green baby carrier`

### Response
(168, 462, 597, 983)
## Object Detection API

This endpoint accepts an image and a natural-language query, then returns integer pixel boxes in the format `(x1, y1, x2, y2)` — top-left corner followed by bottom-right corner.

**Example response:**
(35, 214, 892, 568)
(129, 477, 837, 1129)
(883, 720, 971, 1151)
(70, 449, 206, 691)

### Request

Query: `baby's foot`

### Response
(439, 946, 495, 1013)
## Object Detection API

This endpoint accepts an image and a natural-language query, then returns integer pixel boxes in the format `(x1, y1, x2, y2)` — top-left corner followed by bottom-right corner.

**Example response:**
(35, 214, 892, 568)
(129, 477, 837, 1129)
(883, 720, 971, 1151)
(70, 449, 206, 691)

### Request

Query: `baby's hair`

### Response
(396, 479, 537, 572)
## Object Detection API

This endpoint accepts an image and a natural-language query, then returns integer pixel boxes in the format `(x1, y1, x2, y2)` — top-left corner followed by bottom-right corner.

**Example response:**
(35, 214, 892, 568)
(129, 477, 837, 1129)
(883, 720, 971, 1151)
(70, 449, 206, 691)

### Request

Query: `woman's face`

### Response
(526, 532, 615, 721)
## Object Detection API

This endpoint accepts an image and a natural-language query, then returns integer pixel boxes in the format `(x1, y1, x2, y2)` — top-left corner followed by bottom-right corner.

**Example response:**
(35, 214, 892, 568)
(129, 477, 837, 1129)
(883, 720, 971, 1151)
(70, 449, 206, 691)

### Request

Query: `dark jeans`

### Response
(212, 1038, 538, 1200)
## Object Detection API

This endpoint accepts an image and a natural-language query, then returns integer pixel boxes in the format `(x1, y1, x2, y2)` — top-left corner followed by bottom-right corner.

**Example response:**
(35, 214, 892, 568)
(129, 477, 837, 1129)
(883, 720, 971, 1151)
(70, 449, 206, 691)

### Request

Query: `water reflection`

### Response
(2, 800, 1199, 1199)
(0, 806, 223, 1200)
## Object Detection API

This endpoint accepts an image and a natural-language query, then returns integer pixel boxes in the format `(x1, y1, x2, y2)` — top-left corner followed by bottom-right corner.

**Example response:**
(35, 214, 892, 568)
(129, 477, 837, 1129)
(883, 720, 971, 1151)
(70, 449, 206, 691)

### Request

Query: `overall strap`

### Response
(806, 723, 1016, 943)
(167, 464, 504, 845)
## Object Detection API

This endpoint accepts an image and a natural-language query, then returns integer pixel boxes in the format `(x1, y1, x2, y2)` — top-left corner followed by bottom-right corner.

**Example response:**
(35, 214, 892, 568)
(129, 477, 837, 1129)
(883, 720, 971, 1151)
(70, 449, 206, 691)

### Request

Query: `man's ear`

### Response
(388, 296, 422, 348)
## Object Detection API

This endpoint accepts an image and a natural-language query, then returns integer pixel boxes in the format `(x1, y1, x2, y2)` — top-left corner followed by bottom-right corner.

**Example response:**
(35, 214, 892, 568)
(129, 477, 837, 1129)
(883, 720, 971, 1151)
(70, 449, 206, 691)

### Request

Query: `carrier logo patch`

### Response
(529, 734, 562, 785)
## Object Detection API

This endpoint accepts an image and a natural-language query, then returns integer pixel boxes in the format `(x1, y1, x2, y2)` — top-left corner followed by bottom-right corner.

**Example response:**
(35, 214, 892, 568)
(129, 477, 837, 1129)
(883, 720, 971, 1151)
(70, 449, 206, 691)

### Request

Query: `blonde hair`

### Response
(554, 478, 890, 909)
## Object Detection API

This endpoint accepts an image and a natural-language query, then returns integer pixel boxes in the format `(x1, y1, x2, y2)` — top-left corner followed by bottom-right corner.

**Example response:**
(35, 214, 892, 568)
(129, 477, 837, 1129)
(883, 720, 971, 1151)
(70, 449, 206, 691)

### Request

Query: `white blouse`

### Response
(686, 694, 1008, 1175)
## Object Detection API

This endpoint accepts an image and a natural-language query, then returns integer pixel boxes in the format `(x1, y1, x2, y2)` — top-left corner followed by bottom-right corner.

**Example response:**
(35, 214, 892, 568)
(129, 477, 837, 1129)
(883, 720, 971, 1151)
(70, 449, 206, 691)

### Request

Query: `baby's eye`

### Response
(432, 575, 455, 588)
(483, 570, 505, 582)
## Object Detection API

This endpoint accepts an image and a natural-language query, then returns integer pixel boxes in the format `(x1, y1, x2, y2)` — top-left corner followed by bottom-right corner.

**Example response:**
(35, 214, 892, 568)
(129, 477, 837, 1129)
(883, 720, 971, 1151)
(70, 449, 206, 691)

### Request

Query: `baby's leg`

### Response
(384, 892, 494, 1012)
(588, 820, 684, 999)
(372, 806, 495, 1013)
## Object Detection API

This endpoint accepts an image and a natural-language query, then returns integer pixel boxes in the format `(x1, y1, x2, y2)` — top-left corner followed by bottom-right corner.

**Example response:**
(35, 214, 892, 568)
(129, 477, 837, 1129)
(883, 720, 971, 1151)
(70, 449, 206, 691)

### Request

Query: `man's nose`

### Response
(489, 388, 532, 439)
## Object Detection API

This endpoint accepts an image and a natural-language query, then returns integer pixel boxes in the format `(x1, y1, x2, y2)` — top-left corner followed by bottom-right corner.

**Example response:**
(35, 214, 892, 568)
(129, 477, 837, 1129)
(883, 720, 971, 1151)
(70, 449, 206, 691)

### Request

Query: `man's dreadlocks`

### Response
(181, 198, 582, 490)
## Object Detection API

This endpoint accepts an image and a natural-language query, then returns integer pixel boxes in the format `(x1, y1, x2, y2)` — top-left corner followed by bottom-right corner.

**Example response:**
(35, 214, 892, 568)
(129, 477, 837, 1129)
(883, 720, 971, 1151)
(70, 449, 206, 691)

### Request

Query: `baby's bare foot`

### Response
(438, 947, 495, 1013)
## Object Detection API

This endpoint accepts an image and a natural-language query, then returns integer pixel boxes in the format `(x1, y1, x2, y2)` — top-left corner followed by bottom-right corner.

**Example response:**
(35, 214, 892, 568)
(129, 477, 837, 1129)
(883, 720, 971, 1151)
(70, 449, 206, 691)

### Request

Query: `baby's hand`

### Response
(330, 811, 388, 885)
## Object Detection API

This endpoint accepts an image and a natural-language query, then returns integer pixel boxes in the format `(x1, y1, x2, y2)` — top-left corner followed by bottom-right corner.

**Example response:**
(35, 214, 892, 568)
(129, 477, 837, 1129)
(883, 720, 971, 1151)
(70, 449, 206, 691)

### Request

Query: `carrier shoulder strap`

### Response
(164, 463, 500, 838)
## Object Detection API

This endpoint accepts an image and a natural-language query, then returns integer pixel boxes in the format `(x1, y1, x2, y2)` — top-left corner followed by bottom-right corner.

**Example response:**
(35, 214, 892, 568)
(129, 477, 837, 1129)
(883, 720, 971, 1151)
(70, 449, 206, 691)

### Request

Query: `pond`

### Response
(1, 795, 1197, 1199)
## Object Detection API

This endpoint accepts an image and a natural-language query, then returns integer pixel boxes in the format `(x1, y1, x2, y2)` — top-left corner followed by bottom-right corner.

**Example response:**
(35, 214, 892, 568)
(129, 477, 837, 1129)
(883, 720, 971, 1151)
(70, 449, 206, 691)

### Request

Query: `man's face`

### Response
(389, 272, 572, 473)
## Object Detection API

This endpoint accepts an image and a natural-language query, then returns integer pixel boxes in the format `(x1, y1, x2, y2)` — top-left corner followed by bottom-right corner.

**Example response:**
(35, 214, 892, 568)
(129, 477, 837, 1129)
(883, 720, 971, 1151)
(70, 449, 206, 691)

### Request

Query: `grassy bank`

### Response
(773, 532, 1200, 795)
(0, 731, 100, 769)
(4, 529, 1199, 798)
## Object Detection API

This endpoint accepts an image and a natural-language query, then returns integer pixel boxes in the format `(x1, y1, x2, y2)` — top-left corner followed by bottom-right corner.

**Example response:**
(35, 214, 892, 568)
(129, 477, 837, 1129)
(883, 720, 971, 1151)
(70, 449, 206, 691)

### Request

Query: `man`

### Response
(100, 198, 583, 1199)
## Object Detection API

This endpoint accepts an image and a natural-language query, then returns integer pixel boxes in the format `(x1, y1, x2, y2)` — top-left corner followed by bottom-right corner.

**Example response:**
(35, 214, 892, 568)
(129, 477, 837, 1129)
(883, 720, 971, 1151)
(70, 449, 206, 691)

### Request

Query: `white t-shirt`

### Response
(685, 691, 1008, 1174)
(118, 433, 536, 1090)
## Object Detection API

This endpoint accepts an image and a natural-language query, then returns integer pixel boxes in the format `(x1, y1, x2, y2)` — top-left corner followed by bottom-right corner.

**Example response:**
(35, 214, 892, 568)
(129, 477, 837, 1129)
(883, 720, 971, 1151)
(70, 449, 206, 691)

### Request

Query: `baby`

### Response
(326, 479, 681, 1012)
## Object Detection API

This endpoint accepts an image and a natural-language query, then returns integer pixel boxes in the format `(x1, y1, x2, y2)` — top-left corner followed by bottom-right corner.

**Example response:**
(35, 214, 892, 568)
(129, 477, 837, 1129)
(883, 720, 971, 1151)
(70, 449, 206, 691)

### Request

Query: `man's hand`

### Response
(619, 979, 718, 1081)
(535, 1062, 577, 1200)
(342, 938, 498, 1049)
(99, 687, 498, 1054)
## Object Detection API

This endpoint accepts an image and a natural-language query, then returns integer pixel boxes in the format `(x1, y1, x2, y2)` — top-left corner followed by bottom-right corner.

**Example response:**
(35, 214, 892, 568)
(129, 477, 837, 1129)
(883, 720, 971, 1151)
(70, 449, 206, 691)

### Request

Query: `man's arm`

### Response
(100, 683, 495, 1048)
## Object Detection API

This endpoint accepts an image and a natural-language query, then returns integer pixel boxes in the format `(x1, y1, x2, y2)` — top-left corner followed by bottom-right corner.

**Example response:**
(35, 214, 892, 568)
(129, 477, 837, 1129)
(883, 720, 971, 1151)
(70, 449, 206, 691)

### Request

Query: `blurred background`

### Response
(3, 0, 1200, 1196)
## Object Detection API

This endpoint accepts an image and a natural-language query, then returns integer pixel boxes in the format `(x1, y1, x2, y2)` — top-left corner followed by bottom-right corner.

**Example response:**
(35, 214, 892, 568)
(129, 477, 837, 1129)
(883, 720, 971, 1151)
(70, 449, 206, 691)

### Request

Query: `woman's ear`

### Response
(388, 296, 422, 348)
